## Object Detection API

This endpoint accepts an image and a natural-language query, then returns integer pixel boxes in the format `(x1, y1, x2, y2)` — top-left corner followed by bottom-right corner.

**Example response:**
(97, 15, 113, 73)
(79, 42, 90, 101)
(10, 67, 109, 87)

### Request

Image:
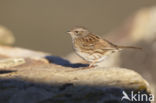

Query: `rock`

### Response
(0, 26, 15, 45)
(9, 87, 53, 103)
(4, 66, 150, 91)
(0, 45, 49, 62)
(0, 58, 25, 68)
(0, 55, 152, 103)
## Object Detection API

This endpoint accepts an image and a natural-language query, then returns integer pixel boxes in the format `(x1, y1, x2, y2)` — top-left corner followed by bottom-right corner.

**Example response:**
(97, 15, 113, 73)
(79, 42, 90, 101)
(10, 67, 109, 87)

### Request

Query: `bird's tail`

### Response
(117, 45, 142, 50)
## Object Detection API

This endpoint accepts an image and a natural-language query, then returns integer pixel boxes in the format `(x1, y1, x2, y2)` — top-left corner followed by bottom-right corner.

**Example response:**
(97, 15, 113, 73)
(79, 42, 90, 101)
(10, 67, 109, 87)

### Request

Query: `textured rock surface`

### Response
(0, 26, 15, 45)
(0, 45, 49, 59)
(0, 65, 150, 91)
(0, 49, 152, 103)
(0, 58, 26, 68)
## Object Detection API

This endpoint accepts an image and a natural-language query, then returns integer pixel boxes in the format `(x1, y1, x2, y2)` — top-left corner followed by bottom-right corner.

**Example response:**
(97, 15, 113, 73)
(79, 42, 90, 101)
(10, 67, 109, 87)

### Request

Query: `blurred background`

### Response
(0, 0, 156, 56)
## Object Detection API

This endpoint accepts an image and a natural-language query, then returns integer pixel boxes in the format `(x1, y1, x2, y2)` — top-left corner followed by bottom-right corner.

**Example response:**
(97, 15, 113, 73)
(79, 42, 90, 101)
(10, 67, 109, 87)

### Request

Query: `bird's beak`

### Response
(67, 31, 72, 34)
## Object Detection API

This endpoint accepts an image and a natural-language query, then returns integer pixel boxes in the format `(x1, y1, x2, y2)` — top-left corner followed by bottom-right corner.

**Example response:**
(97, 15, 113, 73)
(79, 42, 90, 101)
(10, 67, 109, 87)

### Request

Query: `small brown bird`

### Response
(67, 26, 141, 68)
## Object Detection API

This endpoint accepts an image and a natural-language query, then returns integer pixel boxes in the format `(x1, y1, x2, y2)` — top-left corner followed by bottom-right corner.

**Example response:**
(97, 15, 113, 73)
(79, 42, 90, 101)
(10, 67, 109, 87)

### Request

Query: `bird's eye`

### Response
(75, 31, 78, 33)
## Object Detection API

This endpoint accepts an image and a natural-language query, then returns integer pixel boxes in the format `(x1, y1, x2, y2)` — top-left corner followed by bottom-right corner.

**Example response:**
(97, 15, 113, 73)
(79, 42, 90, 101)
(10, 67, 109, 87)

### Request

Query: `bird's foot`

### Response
(83, 64, 97, 69)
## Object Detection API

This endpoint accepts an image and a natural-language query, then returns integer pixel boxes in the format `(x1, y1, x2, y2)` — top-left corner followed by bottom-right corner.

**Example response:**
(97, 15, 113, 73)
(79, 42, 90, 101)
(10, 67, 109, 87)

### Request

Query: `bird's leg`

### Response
(88, 61, 97, 68)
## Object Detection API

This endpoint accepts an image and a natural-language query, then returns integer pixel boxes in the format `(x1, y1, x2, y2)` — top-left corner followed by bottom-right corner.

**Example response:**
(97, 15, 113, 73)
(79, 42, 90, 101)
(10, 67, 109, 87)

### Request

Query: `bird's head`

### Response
(67, 26, 89, 39)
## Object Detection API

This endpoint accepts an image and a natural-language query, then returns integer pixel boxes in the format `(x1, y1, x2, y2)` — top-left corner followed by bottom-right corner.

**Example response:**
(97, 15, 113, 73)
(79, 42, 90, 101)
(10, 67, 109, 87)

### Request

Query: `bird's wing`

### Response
(95, 38, 117, 50)
(78, 34, 117, 52)
(87, 34, 117, 50)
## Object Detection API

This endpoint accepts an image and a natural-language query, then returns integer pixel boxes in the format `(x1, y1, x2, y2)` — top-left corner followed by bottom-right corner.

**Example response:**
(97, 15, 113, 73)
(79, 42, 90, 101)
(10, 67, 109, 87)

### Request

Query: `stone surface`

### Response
(0, 51, 152, 103)
(0, 45, 49, 61)
(0, 66, 150, 92)
(0, 26, 15, 45)
(0, 58, 26, 68)
(9, 87, 53, 103)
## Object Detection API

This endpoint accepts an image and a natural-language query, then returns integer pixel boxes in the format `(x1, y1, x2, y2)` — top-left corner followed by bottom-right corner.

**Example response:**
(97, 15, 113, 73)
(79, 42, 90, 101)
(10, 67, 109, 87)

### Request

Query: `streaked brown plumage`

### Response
(67, 26, 141, 67)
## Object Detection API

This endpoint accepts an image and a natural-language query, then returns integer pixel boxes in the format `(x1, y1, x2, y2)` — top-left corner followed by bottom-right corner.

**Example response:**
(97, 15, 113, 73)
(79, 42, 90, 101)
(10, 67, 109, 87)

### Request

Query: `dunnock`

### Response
(67, 26, 141, 68)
